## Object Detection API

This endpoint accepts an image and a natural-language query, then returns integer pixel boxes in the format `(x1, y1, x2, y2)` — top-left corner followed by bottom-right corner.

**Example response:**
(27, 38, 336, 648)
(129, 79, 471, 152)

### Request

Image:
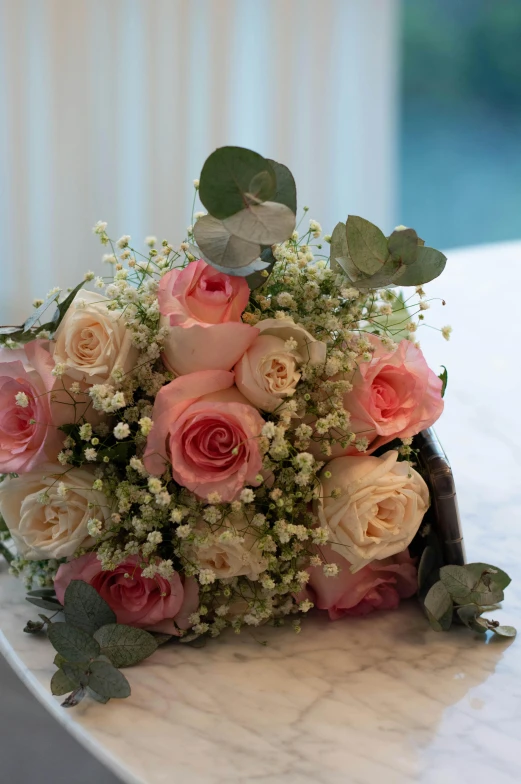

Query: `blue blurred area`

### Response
(400, 0, 521, 248)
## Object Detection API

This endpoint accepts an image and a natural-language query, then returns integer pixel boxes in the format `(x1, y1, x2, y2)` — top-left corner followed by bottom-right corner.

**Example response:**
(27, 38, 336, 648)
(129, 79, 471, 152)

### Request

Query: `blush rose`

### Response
(299, 545, 417, 619)
(143, 369, 265, 502)
(318, 450, 429, 571)
(340, 336, 444, 454)
(0, 341, 64, 473)
(54, 553, 199, 631)
(158, 260, 258, 375)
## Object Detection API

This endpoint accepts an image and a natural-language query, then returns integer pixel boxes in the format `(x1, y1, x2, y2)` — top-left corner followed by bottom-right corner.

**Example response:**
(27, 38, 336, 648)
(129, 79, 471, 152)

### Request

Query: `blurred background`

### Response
(0, 0, 519, 324)
(0, 0, 520, 780)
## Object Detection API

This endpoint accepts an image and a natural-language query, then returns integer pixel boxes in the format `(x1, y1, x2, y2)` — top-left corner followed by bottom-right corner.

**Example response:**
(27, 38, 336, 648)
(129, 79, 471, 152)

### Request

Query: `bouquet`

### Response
(0, 147, 514, 708)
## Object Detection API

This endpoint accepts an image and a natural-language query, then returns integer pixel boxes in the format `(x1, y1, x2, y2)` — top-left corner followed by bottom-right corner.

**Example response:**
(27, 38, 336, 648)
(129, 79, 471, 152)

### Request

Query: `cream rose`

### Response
(318, 451, 429, 571)
(191, 514, 268, 580)
(53, 290, 137, 384)
(0, 464, 108, 560)
(234, 318, 326, 412)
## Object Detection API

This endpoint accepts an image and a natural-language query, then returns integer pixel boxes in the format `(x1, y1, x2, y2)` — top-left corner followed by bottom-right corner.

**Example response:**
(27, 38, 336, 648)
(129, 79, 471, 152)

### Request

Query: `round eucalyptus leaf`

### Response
(388, 227, 419, 265)
(493, 625, 517, 638)
(193, 215, 260, 269)
(51, 668, 77, 696)
(346, 215, 389, 275)
(423, 581, 453, 631)
(393, 246, 447, 286)
(199, 146, 276, 220)
(88, 660, 131, 699)
(48, 622, 101, 663)
(266, 158, 297, 213)
(329, 221, 350, 274)
(93, 624, 158, 668)
(64, 580, 116, 635)
(222, 201, 295, 245)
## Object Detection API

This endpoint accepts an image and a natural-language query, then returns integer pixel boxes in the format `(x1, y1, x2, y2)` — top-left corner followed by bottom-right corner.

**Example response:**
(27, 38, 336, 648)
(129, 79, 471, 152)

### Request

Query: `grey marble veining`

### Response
(1, 241, 521, 784)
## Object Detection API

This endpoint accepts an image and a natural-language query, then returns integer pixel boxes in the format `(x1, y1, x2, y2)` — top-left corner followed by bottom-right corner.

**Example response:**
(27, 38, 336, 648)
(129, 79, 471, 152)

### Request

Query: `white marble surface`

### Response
(1, 240, 521, 784)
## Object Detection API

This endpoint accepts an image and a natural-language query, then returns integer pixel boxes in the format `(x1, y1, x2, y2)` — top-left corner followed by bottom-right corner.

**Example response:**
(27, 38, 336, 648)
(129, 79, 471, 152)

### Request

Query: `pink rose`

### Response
(341, 337, 443, 455)
(143, 369, 264, 502)
(0, 341, 64, 473)
(54, 553, 199, 631)
(300, 546, 417, 620)
(158, 260, 258, 375)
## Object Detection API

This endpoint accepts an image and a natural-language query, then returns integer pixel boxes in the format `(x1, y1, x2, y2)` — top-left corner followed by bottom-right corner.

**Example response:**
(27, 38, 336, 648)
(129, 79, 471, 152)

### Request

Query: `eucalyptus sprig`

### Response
(418, 548, 516, 639)
(24, 580, 159, 707)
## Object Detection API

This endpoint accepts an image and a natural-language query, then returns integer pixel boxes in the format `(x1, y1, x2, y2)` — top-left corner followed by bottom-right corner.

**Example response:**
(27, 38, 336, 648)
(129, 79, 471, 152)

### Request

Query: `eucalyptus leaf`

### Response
(93, 624, 158, 668)
(86, 687, 110, 704)
(54, 654, 67, 668)
(51, 668, 78, 696)
(47, 623, 101, 663)
(464, 563, 511, 591)
(193, 215, 260, 269)
(63, 580, 116, 635)
(266, 159, 297, 214)
(456, 604, 487, 633)
(61, 661, 89, 688)
(424, 581, 453, 631)
(329, 222, 350, 275)
(493, 625, 517, 639)
(417, 545, 438, 592)
(27, 588, 58, 598)
(199, 146, 276, 220)
(23, 294, 59, 332)
(346, 215, 389, 275)
(387, 227, 419, 265)
(54, 282, 87, 328)
(439, 565, 476, 601)
(392, 246, 447, 286)
(246, 248, 276, 290)
(222, 201, 296, 245)
(353, 258, 405, 290)
(25, 596, 63, 612)
(88, 660, 131, 699)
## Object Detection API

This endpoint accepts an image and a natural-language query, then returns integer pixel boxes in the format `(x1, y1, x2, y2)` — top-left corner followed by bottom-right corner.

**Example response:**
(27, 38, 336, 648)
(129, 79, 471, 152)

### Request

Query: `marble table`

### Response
(1, 240, 521, 784)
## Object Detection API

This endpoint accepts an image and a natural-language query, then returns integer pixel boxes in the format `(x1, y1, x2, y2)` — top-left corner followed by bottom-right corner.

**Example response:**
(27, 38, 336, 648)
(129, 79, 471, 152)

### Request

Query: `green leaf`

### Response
(346, 215, 389, 275)
(329, 221, 350, 275)
(417, 545, 438, 592)
(53, 282, 86, 328)
(440, 565, 476, 601)
(86, 687, 110, 704)
(266, 159, 297, 214)
(193, 215, 260, 270)
(47, 623, 100, 663)
(424, 581, 453, 631)
(199, 146, 276, 220)
(370, 290, 413, 341)
(493, 625, 517, 639)
(27, 588, 57, 598)
(456, 604, 487, 633)
(438, 366, 448, 397)
(222, 201, 296, 245)
(245, 248, 276, 290)
(88, 660, 131, 699)
(25, 596, 63, 612)
(465, 563, 511, 591)
(51, 668, 78, 696)
(387, 227, 419, 265)
(93, 624, 158, 668)
(54, 654, 67, 668)
(392, 245, 447, 286)
(61, 661, 89, 688)
(63, 580, 116, 635)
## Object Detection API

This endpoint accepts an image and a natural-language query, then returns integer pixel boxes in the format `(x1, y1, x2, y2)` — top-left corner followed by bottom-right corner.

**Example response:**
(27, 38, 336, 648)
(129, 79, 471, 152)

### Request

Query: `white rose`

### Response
(53, 290, 137, 384)
(0, 464, 109, 560)
(317, 450, 429, 571)
(191, 514, 268, 580)
(234, 318, 326, 412)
